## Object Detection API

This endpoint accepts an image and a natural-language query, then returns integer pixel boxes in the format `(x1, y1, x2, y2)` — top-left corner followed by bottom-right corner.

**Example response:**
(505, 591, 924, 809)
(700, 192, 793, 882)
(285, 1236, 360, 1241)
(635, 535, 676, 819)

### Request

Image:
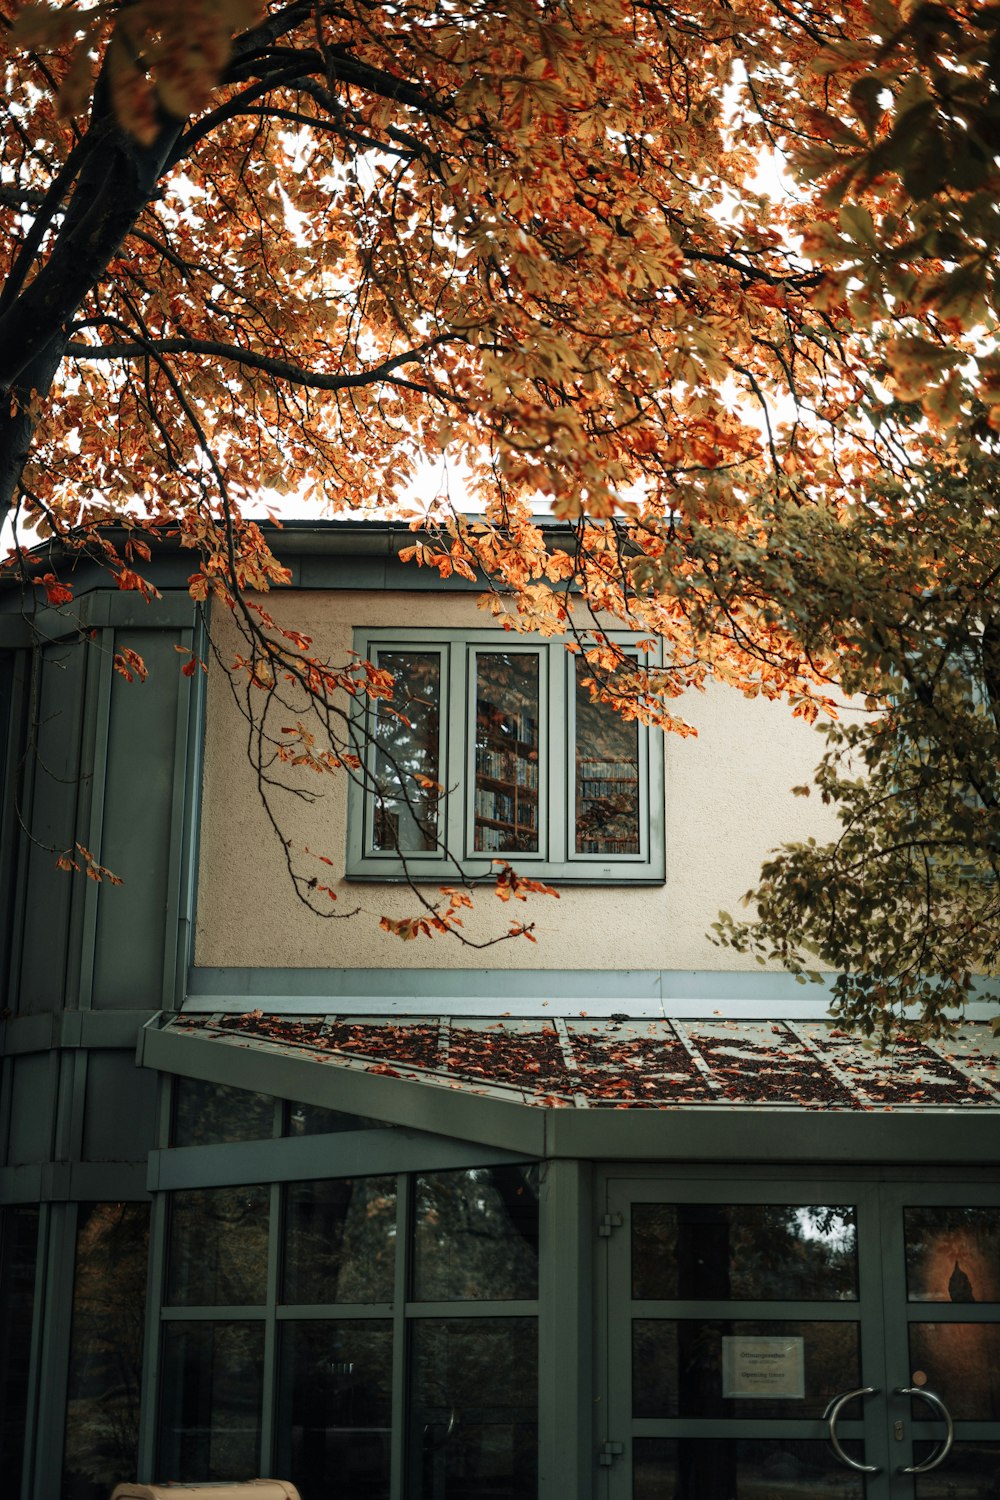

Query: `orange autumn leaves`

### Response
(3, 0, 996, 949)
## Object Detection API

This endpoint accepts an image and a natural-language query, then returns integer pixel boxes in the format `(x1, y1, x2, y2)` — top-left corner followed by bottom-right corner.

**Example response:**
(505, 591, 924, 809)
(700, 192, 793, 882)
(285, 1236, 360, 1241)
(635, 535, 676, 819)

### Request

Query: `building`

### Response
(1, 523, 998, 1500)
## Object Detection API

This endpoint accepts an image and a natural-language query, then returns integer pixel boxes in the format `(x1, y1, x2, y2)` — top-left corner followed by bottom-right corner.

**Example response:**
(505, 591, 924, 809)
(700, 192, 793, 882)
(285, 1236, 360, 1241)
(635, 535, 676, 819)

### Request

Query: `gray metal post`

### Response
(538, 1157, 594, 1500)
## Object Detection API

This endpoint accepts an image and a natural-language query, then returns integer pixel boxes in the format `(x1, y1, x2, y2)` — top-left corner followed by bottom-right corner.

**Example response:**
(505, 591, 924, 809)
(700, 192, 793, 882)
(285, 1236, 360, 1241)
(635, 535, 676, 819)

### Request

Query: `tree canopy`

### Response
(2, 0, 1000, 1032)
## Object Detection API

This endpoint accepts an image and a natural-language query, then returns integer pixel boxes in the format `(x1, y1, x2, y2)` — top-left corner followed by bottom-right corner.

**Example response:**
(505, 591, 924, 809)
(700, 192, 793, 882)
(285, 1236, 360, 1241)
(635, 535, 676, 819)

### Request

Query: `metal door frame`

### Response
(597, 1165, 999, 1499)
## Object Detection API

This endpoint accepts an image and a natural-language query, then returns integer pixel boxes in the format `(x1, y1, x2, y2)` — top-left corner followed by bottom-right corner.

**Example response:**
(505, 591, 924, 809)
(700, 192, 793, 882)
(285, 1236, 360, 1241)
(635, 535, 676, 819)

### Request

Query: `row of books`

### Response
(578, 779, 638, 802)
(577, 836, 641, 855)
(476, 749, 538, 787)
(577, 758, 638, 779)
(476, 824, 537, 851)
(475, 789, 537, 828)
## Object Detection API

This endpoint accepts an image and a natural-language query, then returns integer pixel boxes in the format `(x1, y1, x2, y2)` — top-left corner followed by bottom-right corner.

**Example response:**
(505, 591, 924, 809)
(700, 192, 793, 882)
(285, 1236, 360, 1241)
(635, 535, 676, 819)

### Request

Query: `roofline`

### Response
(138, 1014, 1000, 1167)
(1, 515, 578, 578)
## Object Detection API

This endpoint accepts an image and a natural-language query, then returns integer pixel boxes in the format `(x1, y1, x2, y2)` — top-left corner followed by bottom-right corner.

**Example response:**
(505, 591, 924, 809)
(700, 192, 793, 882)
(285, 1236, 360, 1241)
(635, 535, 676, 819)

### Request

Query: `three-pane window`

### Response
(349, 630, 664, 882)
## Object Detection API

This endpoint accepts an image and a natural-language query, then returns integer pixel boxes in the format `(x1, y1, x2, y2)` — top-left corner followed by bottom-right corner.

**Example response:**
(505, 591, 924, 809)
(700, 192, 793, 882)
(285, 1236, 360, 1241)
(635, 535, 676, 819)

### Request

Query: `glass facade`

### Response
(5, 1065, 996, 1500)
(154, 1165, 540, 1500)
(62, 1203, 150, 1500)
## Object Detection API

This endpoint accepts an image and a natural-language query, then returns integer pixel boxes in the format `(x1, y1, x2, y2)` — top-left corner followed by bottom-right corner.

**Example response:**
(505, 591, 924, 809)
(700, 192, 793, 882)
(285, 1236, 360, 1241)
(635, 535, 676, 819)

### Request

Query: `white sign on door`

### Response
(721, 1336, 805, 1399)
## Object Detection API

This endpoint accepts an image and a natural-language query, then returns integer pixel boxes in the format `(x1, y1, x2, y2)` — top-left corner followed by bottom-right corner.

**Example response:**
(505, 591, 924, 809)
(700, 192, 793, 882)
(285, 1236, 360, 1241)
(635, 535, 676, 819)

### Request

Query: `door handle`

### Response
(823, 1386, 881, 1474)
(896, 1387, 954, 1474)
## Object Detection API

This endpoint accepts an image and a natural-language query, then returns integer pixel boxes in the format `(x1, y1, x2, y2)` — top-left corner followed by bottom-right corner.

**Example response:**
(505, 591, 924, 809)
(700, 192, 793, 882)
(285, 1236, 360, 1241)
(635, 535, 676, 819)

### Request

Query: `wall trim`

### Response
(183, 965, 1000, 1020)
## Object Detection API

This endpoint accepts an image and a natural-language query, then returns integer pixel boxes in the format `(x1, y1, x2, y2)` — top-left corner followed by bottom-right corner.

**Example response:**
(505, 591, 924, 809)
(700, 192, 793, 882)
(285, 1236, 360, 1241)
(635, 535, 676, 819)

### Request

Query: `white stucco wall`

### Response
(194, 588, 845, 971)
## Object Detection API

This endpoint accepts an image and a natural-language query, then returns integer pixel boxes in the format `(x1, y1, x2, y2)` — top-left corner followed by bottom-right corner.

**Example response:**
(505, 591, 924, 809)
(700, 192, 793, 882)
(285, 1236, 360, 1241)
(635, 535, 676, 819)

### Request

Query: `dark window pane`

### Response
(632, 1203, 858, 1301)
(372, 651, 441, 852)
(633, 1438, 865, 1500)
(62, 1204, 149, 1500)
(284, 1178, 396, 1304)
(413, 1167, 539, 1302)
(632, 1319, 861, 1420)
(908, 1324, 1000, 1419)
(914, 1440, 1000, 1498)
(474, 654, 539, 854)
(276, 1321, 392, 1500)
(905, 1207, 1000, 1303)
(172, 1077, 274, 1147)
(575, 656, 639, 856)
(286, 1103, 389, 1136)
(409, 1319, 537, 1500)
(0, 1205, 39, 1495)
(166, 1186, 269, 1306)
(157, 1322, 263, 1481)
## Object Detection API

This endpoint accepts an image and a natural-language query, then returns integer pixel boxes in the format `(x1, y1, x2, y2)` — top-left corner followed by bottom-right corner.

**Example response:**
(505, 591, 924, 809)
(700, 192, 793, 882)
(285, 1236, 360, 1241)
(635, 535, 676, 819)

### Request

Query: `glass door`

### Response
(599, 1175, 1000, 1499)
(878, 1185, 1000, 1499)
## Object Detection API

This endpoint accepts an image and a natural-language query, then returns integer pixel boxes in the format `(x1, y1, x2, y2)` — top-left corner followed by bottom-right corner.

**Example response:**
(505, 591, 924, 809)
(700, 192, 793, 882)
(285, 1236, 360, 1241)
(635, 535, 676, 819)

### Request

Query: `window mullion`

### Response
(389, 1172, 410, 1500)
(258, 1181, 282, 1475)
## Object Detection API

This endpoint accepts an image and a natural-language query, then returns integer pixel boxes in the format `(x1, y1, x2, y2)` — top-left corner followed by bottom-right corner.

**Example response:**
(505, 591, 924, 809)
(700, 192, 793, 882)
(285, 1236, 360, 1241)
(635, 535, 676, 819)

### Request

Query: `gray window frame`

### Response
(347, 628, 666, 884)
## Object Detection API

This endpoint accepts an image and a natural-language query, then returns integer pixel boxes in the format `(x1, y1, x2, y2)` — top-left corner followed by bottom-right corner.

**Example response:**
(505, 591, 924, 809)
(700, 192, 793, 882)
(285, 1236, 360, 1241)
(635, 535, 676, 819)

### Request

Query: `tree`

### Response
(2, 0, 998, 1024)
(712, 436, 1000, 1042)
(1, 0, 897, 632)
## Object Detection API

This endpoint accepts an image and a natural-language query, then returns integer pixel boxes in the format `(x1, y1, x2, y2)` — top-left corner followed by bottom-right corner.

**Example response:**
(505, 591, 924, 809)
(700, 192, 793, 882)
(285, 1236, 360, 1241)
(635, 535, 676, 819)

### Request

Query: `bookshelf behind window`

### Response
(474, 653, 540, 853)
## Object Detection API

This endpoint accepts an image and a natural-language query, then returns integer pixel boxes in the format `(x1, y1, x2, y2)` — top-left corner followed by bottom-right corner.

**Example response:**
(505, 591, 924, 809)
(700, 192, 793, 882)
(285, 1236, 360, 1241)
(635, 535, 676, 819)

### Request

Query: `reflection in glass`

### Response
(632, 1319, 861, 1420)
(474, 654, 539, 853)
(372, 651, 441, 852)
(905, 1207, 1000, 1303)
(157, 1322, 263, 1481)
(0, 1206, 38, 1494)
(632, 1203, 858, 1301)
(63, 1204, 149, 1500)
(633, 1438, 865, 1500)
(284, 1177, 396, 1304)
(908, 1324, 1000, 1420)
(286, 1102, 389, 1136)
(575, 657, 639, 855)
(166, 1185, 269, 1306)
(914, 1441, 1000, 1499)
(408, 1319, 537, 1500)
(276, 1321, 392, 1500)
(414, 1167, 539, 1302)
(172, 1077, 275, 1147)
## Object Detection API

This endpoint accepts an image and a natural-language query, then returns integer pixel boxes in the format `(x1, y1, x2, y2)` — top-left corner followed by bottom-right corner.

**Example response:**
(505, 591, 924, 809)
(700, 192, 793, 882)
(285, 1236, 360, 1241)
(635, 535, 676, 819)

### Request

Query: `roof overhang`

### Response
(138, 1013, 1000, 1164)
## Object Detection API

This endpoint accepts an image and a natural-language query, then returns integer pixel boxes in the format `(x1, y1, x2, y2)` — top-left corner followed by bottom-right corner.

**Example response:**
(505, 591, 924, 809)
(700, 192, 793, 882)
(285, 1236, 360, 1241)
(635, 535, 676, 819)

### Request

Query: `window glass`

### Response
(633, 1439, 865, 1500)
(474, 654, 540, 854)
(172, 1077, 275, 1147)
(408, 1319, 537, 1500)
(284, 1177, 396, 1304)
(276, 1321, 392, 1500)
(166, 1185, 269, 1306)
(413, 1166, 539, 1302)
(632, 1203, 859, 1301)
(913, 1441, 1000, 1499)
(372, 651, 441, 851)
(904, 1206, 1000, 1302)
(63, 1203, 149, 1500)
(157, 1322, 263, 1481)
(351, 630, 663, 881)
(0, 1205, 39, 1496)
(575, 657, 640, 855)
(908, 1323, 1000, 1420)
(632, 1319, 861, 1420)
(286, 1102, 389, 1136)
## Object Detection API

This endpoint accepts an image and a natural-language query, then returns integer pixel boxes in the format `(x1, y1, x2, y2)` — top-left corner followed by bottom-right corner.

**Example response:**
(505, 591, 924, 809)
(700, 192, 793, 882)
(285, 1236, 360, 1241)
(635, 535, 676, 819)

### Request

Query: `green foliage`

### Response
(710, 438, 1000, 1040)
